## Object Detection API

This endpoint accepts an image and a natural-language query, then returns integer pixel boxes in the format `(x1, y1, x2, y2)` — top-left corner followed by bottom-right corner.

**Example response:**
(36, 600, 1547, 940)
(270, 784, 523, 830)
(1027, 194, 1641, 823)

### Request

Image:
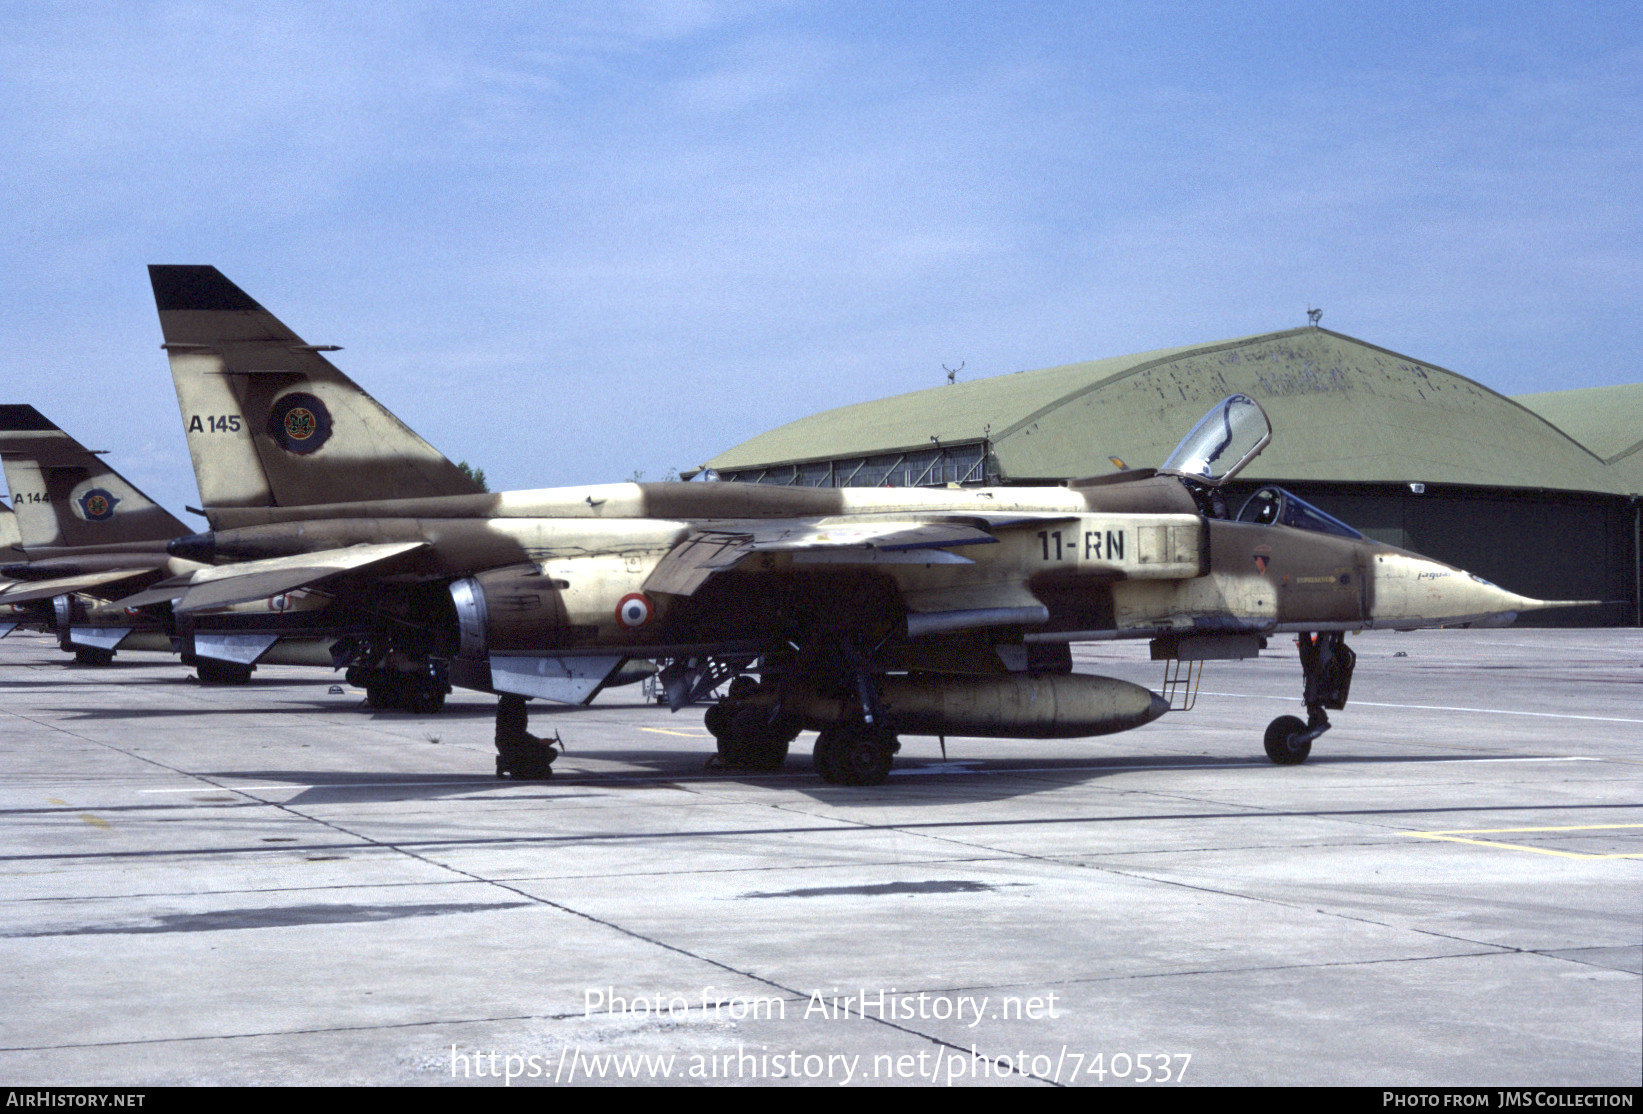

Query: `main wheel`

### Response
(704, 703, 731, 740)
(1263, 714, 1311, 765)
(715, 707, 795, 770)
(73, 648, 115, 666)
(812, 730, 845, 784)
(832, 725, 896, 786)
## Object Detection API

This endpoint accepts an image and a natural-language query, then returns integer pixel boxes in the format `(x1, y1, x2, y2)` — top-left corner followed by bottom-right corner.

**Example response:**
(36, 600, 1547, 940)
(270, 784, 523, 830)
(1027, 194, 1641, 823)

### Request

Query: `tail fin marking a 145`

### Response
(149, 265, 483, 511)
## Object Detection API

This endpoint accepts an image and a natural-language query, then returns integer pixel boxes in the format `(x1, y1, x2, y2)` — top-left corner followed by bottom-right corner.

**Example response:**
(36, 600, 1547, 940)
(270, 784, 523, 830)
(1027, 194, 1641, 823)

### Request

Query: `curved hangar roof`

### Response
(1512, 382, 1643, 494)
(705, 328, 1634, 495)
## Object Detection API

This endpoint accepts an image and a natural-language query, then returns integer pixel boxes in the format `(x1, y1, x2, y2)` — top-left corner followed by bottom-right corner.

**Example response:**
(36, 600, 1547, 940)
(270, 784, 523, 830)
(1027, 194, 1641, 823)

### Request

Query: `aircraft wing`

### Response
(644, 519, 1001, 596)
(644, 516, 1076, 638)
(0, 567, 159, 605)
(119, 542, 429, 613)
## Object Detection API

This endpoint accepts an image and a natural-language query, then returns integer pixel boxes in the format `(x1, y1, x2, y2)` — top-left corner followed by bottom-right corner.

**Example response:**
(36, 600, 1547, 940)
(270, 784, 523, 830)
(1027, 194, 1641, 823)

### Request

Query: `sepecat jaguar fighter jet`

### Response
(138, 265, 1589, 783)
(0, 404, 202, 663)
(0, 405, 351, 680)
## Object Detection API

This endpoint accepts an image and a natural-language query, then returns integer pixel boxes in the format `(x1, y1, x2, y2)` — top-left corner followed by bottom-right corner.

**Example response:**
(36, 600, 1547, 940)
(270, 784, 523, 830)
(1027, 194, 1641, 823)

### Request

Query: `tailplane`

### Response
(0, 405, 188, 550)
(149, 265, 483, 509)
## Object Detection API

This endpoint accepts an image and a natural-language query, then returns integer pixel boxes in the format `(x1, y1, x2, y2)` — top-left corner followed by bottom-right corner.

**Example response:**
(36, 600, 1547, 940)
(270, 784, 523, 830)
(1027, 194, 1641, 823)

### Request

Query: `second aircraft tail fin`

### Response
(149, 265, 484, 510)
(0, 405, 189, 550)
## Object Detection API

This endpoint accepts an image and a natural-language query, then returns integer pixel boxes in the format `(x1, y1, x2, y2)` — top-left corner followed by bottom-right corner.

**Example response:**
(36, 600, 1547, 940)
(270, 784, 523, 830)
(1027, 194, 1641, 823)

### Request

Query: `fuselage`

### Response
(169, 476, 1545, 659)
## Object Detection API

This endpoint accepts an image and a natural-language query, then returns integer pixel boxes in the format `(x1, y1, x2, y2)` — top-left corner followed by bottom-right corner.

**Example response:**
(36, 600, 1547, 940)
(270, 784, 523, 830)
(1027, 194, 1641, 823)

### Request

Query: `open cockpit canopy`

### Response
(1158, 394, 1271, 487)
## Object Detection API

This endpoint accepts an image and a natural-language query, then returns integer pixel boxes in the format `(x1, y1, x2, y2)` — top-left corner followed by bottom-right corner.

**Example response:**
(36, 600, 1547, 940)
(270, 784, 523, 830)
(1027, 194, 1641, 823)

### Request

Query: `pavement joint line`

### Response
(1005, 947, 1531, 988)
(0, 706, 258, 786)
(6, 801, 1640, 863)
(2, 855, 1011, 905)
(0, 1010, 570, 1054)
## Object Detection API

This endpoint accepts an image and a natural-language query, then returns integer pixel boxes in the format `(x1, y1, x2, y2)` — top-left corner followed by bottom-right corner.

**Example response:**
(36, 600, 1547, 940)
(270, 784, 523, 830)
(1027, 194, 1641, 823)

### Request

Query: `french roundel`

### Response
(615, 593, 654, 630)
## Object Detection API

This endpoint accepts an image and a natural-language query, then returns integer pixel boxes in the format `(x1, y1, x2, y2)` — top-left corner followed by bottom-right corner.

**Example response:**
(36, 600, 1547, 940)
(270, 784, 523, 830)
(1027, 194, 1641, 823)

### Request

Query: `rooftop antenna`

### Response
(944, 360, 964, 385)
(1306, 306, 1323, 328)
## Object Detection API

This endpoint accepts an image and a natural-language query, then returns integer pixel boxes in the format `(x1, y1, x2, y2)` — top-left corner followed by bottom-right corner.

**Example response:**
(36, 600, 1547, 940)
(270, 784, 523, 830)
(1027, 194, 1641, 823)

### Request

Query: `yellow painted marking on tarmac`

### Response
(640, 727, 712, 738)
(77, 813, 111, 830)
(1418, 823, 1643, 835)
(47, 798, 67, 805)
(1405, 823, 1643, 860)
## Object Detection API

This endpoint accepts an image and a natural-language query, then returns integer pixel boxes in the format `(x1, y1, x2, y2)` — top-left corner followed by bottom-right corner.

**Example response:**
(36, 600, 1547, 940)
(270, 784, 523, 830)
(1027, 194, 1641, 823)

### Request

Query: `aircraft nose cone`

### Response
(1367, 552, 1536, 629)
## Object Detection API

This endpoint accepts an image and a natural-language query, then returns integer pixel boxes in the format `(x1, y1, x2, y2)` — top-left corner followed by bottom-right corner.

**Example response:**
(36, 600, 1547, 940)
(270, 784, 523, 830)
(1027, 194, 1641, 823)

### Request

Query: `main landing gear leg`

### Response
(705, 675, 801, 771)
(349, 664, 449, 714)
(494, 694, 558, 779)
(1265, 631, 1356, 766)
(810, 643, 901, 787)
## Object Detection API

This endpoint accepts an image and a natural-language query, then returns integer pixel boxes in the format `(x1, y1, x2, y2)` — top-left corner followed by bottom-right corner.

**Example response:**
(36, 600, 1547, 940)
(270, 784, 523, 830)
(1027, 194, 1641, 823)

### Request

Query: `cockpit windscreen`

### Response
(1235, 487, 1364, 539)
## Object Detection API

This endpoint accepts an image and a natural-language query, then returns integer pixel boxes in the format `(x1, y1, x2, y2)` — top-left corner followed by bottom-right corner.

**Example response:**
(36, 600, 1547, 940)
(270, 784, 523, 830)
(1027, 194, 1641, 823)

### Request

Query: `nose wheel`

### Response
(1263, 715, 1312, 765)
(1266, 632, 1356, 765)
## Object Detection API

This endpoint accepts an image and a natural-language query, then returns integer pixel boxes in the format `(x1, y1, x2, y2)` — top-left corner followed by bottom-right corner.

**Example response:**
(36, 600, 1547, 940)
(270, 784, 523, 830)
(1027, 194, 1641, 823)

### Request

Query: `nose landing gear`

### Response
(1265, 631, 1356, 765)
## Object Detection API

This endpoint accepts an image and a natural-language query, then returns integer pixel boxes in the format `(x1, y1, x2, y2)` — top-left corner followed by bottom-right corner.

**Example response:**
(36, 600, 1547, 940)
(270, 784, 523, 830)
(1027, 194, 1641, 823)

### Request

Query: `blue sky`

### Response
(1, 1, 1638, 515)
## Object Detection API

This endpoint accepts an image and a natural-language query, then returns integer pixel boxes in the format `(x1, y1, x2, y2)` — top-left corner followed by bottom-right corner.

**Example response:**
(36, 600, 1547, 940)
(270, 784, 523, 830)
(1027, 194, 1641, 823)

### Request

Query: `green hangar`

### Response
(696, 327, 1641, 626)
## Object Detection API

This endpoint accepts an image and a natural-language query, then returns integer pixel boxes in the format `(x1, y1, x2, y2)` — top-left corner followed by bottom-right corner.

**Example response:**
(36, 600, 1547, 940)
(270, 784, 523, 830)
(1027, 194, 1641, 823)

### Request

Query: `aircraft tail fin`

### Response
(0, 405, 189, 550)
(148, 265, 484, 510)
